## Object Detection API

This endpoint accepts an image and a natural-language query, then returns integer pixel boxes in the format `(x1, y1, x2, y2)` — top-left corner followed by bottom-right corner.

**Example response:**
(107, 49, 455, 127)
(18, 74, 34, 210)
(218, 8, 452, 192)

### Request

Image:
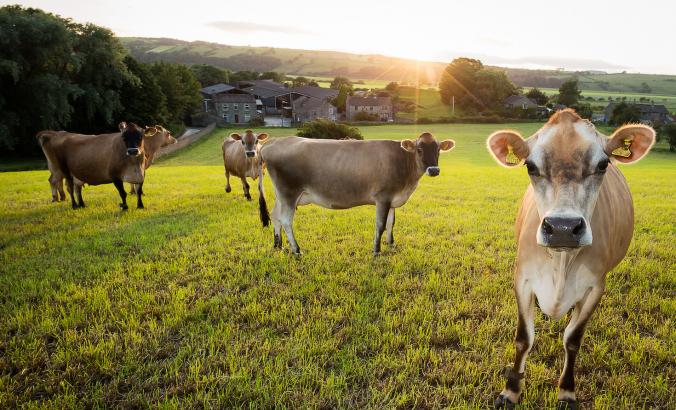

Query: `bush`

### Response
(248, 117, 265, 126)
(660, 123, 676, 152)
(353, 112, 380, 122)
(297, 119, 363, 140)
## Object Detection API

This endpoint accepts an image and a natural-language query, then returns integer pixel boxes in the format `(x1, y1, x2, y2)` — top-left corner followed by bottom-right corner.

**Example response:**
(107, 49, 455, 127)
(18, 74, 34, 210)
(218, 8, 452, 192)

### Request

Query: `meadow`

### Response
(0, 124, 674, 408)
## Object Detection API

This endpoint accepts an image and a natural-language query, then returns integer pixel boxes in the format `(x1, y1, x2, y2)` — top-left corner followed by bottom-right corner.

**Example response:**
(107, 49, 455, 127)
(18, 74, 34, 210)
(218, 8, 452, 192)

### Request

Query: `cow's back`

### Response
(516, 163, 634, 274)
(261, 137, 418, 208)
(222, 138, 259, 178)
(64, 133, 143, 185)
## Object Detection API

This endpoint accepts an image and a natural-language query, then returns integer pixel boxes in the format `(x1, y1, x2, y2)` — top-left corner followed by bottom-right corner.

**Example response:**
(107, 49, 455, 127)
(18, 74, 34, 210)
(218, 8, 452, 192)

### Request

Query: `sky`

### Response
(5, 0, 676, 74)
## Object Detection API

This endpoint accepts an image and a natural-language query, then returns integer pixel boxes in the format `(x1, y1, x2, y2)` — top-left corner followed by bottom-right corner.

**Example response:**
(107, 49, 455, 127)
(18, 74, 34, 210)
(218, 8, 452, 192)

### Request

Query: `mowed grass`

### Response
(0, 124, 674, 408)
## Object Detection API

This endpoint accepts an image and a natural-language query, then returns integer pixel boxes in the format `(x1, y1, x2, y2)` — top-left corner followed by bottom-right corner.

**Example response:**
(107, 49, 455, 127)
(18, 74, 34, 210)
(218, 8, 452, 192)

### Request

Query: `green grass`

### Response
(1, 124, 674, 408)
(540, 88, 676, 111)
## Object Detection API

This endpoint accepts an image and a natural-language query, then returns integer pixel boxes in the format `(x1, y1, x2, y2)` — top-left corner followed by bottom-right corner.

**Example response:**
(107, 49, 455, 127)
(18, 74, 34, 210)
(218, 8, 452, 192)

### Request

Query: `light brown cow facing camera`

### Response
(487, 109, 655, 409)
(128, 124, 177, 195)
(222, 130, 268, 200)
(257, 132, 455, 254)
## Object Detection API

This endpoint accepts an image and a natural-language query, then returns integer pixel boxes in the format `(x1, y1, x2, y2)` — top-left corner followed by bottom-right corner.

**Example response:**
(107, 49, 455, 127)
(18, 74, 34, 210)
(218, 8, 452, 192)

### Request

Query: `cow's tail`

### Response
(257, 157, 270, 227)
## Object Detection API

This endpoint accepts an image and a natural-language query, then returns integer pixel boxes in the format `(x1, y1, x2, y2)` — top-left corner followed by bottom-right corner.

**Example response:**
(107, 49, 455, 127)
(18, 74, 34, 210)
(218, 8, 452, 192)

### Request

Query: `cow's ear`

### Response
(605, 124, 655, 164)
(257, 133, 268, 141)
(487, 130, 529, 167)
(400, 139, 416, 153)
(230, 133, 242, 140)
(144, 126, 158, 137)
(439, 139, 455, 152)
(118, 122, 127, 131)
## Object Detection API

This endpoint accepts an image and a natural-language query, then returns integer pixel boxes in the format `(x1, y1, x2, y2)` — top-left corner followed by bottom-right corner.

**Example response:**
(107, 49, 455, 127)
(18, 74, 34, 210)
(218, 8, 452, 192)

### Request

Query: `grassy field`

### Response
(1, 124, 674, 408)
(540, 88, 676, 111)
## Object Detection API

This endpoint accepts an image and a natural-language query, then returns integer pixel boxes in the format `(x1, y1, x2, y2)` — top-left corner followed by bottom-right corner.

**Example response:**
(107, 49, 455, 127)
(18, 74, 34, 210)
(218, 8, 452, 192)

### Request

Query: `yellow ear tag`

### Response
(505, 144, 520, 165)
(611, 138, 632, 158)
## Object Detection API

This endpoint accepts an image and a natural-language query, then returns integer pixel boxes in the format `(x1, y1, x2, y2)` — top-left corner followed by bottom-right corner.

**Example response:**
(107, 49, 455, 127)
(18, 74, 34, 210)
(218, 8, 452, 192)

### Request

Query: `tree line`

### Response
(0, 6, 202, 154)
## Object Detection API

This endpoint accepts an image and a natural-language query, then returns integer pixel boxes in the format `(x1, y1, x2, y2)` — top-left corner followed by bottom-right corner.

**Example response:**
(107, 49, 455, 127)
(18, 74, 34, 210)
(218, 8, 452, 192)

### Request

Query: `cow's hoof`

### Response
(494, 394, 516, 410)
(72, 204, 79, 210)
(557, 399, 578, 410)
(137, 205, 144, 210)
(78, 203, 85, 208)
(120, 203, 128, 210)
(245, 195, 252, 201)
(51, 198, 57, 203)
(225, 186, 231, 193)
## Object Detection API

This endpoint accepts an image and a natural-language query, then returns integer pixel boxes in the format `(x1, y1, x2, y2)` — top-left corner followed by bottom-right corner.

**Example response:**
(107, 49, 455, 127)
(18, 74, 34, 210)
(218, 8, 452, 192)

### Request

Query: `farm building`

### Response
(199, 83, 263, 120)
(504, 95, 538, 110)
(212, 94, 261, 124)
(291, 96, 337, 123)
(346, 96, 394, 121)
(238, 79, 290, 115)
(603, 103, 672, 125)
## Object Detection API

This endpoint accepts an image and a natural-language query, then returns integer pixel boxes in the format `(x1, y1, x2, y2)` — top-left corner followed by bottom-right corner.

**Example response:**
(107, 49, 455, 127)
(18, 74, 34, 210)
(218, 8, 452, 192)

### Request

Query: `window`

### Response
(222, 104, 228, 111)
(222, 114, 229, 121)
(233, 104, 238, 110)
(244, 104, 250, 109)
(244, 114, 251, 122)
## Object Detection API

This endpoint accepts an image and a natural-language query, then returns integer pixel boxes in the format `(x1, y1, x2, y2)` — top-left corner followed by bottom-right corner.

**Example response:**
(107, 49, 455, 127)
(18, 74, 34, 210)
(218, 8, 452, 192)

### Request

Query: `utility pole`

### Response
(452, 96, 455, 115)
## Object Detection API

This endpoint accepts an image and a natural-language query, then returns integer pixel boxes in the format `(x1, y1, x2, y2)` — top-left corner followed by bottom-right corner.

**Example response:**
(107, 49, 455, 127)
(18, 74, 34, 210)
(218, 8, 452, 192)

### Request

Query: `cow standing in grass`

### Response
(486, 109, 655, 409)
(222, 130, 268, 200)
(128, 125, 177, 195)
(257, 132, 455, 254)
(37, 122, 152, 210)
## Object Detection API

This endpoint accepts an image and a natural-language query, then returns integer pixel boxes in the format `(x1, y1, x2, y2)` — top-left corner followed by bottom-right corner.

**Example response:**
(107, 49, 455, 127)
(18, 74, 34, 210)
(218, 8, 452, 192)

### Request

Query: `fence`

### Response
(155, 123, 216, 159)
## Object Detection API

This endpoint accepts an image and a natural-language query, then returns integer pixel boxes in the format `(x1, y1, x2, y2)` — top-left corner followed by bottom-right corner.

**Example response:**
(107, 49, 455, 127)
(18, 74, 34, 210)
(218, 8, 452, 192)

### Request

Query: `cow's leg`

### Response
(557, 284, 604, 409)
(113, 179, 128, 210)
(57, 177, 65, 201)
(271, 196, 283, 249)
(278, 195, 301, 254)
(225, 169, 232, 193)
(373, 201, 391, 254)
(129, 183, 136, 195)
(385, 207, 396, 246)
(136, 182, 144, 209)
(496, 280, 535, 409)
(241, 177, 251, 201)
(74, 180, 85, 208)
(49, 174, 59, 202)
(65, 176, 77, 209)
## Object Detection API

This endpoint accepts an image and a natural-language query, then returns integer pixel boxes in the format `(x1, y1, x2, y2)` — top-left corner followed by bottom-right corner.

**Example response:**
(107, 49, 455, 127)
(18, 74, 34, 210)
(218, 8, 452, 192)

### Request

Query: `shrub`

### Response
(297, 119, 363, 140)
(660, 123, 676, 152)
(248, 117, 265, 126)
(353, 112, 380, 122)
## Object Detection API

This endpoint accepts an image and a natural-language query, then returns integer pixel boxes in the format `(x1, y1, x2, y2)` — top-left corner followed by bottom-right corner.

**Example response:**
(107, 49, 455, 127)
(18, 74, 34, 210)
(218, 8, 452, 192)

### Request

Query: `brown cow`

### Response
(128, 125, 177, 195)
(37, 122, 151, 210)
(486, 109, 655, 409)
(257, 133, 455, 254)
(222, 130, 268, 200)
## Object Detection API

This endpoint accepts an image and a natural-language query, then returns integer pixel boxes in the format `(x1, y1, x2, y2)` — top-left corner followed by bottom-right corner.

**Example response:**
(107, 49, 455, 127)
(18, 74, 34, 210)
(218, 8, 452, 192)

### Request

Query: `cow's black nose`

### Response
(541, 216, 586, 248)
(127, 148, 140, 156)
(245, 151, 255, 158)
(427, 167, 440, 177)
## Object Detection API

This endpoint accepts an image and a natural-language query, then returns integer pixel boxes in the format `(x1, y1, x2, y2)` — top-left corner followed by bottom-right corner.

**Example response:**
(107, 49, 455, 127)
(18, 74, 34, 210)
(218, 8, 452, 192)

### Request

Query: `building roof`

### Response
(213, 93, 256, 103)
(289, 86, 338, 100)
(505, 95, 537, 106)
(346, 96, 392, 107)
(200, 83, 235, 95)
(605, 102, 669, 115)
(292, 95, 329, 112)
(240, 85, 289, 99)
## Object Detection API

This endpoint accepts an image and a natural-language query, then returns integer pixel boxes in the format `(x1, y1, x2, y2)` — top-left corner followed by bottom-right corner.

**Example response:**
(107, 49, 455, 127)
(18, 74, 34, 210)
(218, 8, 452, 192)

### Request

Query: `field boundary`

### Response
(155, 123, 216, 159)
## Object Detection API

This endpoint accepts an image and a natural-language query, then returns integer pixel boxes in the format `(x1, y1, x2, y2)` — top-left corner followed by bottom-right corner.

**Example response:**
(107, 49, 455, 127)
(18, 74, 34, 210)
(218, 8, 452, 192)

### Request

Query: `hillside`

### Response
(120, 38, 676, 96)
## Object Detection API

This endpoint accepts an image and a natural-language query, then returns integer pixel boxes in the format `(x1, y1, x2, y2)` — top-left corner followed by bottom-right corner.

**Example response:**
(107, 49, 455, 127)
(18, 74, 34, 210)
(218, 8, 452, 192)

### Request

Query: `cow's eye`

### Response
(597, 158, 609, 173)
(241, 140, 245, 145)
(525, 160, 540, 176)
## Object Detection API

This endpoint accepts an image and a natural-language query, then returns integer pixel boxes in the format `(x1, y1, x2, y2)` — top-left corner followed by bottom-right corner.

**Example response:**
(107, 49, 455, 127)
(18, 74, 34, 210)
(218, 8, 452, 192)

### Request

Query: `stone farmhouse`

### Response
(345, 96, 394, 122)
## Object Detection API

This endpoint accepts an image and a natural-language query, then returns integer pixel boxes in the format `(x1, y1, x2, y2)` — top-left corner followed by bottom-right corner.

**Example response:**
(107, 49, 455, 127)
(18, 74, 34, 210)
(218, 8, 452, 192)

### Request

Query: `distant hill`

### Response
(120, 38, 676, 95)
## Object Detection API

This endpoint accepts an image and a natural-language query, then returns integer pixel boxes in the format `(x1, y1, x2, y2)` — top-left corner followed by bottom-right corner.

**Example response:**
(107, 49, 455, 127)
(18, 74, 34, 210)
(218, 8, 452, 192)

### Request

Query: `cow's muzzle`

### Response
(245, 151, 256, 158)
(540, 216, 587, 249)
(426, 166, 440, 177)
(127, 148, 141, 156)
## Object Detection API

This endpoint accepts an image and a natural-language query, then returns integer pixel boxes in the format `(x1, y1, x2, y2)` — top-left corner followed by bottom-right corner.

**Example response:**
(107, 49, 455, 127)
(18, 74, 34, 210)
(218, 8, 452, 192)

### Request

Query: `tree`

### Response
(473, 69, 518, 111)
(571, 103, 593, 120)
(660, 123, 676, 152)
(119, 56, 169, 126)
(330, 76, 353, 90)
(557, 78, 581, 106)
(385, 82, 399, 92)
(150, 62, 202, 130)
(67, 22, 136, 134)
(331, 84, 352, 113)
(191, 64, 229, 87)
(308, 80, 319, 87)
(0, 6, 81, 152)
(292, 76, 310, 87)
(438, 58, 483, 107)
(229, 70, 259, 83)
(610, 102, 641, 125)
(259, 71, 285, 83)
(526, 87, 549, 105)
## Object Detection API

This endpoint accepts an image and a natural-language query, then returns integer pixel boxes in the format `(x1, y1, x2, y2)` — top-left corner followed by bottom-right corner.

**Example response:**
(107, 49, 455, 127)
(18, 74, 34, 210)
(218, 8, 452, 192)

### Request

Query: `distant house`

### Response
(200, 83, 262, 117)
(346, 96, 393, 121)
(504, 95, 537, 110)
(291, 96, 337, 123)
(238, 79, 290, 114)
(213, 94, 260, 124)
(603, 103, 671, 125)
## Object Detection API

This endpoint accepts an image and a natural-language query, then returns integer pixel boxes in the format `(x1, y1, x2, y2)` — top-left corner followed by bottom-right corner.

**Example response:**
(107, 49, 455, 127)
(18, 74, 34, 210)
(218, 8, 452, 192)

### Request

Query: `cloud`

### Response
(207, 21, 314, 36)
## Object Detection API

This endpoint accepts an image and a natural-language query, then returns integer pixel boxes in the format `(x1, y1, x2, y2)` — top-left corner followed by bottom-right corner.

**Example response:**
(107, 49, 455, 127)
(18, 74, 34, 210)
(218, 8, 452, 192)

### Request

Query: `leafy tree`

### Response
(297, 119, 362, 140)
(526, 87, 549, 105)
(292, 76, 310, 87)
(385, 82, 399, 92)
(639, 82, 652, 93)
(119, 56, 169, 126)
(259, 71, 285, 83)
(557, 78, 581, 106)
(308, 80, 319, 87)
(610, 102, 641, 125)
(660, 123, 676, 152)
(439, 58, 483, 107)
(571, 103, 593, 120)
(331, 84, 352, 113)
(473, 69, 518, 110)
(67, 22, 135, 134)
(150, 61, 201, 130)
(330, 76, 353, 90)
(0, 6, 81, 151)
(191, 64, 229, 87)
(229, 70, 259, 83)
